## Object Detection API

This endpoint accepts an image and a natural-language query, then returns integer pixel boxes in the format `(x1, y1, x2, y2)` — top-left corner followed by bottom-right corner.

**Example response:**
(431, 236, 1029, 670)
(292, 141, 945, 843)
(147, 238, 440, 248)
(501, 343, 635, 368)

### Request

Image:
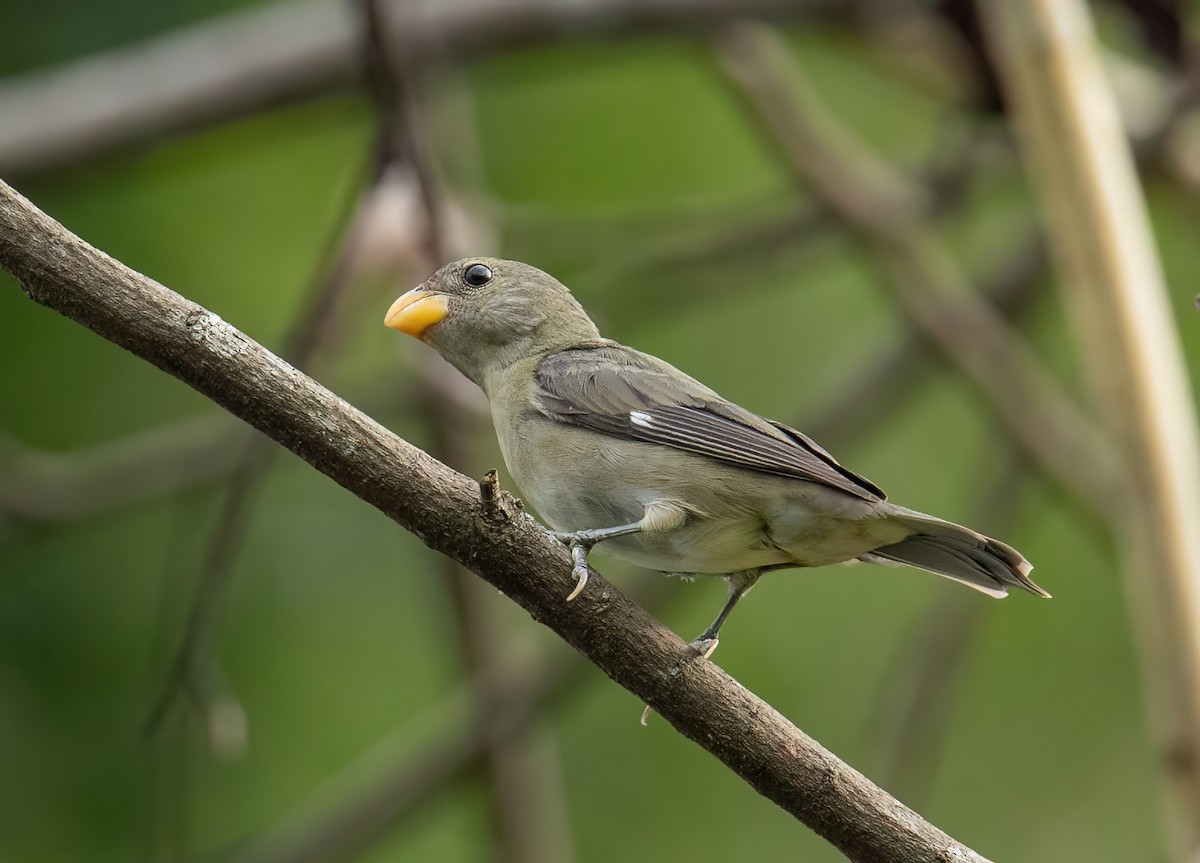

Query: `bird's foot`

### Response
(550, 531, 595, 602)
(565, 543, 590, 601)
(550, 522, 644, 603)
(550, 527, 621, 546)
(688, 635, 720, 660)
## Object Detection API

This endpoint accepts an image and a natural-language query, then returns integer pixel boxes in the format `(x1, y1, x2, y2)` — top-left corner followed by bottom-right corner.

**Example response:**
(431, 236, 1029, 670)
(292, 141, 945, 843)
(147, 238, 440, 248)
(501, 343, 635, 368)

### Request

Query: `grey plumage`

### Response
(862, 508, 1045, 598)
(535, 344, 885, 500)
(385, 256, 1048, 641)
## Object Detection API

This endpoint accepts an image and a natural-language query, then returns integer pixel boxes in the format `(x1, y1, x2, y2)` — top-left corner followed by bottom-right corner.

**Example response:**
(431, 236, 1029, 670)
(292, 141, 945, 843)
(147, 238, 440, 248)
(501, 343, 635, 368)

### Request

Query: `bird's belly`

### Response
(597, 498, 899, 574)
(495, 414, 900, 575)
(599, 522, 789, 575)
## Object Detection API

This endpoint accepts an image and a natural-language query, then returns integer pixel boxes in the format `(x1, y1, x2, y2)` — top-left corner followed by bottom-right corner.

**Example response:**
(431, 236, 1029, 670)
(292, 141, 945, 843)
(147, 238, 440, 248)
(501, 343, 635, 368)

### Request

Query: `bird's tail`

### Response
(861, 507, 1049, 599)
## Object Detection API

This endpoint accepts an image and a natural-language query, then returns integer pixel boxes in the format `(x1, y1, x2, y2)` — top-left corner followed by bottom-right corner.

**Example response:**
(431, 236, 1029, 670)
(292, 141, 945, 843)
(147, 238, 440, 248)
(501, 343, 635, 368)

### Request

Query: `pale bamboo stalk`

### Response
(983, 3, 1200, 858)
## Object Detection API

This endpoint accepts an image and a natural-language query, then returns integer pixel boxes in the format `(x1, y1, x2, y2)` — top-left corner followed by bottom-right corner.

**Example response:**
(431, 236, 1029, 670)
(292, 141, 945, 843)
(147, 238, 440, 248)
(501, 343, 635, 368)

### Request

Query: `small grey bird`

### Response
(386, 257, 1048, 653)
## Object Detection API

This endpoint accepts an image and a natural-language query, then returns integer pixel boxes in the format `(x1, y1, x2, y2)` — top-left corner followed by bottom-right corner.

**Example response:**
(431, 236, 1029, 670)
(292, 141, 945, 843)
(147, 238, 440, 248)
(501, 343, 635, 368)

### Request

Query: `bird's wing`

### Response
(533, 343, 885, 502)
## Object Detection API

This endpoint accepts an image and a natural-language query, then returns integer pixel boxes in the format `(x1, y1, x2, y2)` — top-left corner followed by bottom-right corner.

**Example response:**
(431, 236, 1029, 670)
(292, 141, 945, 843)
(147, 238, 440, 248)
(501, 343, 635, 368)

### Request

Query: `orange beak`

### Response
(384, 290, 449, 338)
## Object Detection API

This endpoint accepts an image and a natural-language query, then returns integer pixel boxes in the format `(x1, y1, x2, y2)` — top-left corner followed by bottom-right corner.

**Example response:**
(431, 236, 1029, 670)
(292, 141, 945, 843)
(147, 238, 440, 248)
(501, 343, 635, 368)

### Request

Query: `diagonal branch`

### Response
(805, 227, 1046, 446)
(0, 179, 992, 863)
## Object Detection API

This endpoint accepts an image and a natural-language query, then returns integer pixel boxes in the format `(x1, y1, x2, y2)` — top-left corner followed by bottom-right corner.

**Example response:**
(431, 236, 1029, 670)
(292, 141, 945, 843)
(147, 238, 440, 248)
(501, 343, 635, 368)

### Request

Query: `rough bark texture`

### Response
(0, 178, 990, 863)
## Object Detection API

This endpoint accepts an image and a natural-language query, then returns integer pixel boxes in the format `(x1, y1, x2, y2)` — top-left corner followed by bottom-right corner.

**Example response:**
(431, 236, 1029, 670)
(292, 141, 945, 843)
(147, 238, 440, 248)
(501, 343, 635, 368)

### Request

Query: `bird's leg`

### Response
(550, 522, 644, 601)
(638, 569, 763, 726)
(690, 569, 761, 659)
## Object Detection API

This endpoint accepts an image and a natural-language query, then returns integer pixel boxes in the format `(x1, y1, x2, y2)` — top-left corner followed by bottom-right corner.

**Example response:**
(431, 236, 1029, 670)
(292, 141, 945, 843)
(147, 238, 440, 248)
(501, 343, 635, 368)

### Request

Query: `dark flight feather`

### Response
(534, 343, 885, 502)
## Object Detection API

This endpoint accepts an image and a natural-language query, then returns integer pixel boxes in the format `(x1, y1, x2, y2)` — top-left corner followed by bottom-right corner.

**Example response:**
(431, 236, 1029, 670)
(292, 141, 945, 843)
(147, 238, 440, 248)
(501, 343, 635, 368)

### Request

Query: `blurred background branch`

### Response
(0, 0, 826, 178)
(357, 1, 569, 860)
(3, 0, 1199, 861)
(715, 21, 1120, 515)
(144, 134, 375, 753)
(0, 415, 251, 524)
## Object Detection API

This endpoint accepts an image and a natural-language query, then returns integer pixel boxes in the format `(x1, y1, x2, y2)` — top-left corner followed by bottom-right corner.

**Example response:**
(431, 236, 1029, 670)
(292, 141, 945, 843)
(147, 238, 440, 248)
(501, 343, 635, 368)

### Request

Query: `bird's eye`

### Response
(463, 263, 493, 289)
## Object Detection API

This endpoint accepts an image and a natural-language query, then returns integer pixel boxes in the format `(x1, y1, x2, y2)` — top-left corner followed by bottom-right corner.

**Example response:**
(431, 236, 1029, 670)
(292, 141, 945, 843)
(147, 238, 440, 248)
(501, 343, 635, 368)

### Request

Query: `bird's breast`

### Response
(489, 408, 786, 572)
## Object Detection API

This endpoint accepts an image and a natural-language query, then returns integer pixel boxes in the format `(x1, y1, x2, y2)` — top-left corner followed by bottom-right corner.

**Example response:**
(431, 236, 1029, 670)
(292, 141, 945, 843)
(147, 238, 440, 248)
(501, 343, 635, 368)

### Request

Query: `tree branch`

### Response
(0, 179, 992, 862)
(0, 378, 398, 528)
(805, 227, 1046, 447)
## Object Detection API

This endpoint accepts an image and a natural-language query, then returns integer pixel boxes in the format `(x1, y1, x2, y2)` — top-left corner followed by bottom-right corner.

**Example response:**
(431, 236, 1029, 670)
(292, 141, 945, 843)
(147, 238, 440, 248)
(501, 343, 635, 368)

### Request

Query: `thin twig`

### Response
(0, 377, 409, 530)
(805, 227, 1046, 445)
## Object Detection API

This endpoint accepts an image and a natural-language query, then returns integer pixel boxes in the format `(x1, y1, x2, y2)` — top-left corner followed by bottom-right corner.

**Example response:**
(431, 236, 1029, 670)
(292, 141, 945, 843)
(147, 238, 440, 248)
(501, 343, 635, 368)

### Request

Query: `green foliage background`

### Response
(4, 3, 1198, 861)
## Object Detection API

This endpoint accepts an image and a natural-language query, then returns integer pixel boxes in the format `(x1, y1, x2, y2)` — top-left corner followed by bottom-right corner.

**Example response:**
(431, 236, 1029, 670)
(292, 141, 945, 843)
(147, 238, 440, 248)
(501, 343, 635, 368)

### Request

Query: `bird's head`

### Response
(384, 257, 600, 387)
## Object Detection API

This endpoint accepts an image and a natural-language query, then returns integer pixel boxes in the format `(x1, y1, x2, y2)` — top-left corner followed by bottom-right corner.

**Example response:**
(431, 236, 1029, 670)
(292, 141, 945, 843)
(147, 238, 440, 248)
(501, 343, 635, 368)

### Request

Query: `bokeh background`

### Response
(1, 1, 1198, 861)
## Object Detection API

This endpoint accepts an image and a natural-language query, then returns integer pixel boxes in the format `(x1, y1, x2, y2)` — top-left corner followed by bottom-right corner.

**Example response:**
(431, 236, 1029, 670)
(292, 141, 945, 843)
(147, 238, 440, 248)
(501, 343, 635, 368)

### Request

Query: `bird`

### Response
(385, 257, 1048, 655)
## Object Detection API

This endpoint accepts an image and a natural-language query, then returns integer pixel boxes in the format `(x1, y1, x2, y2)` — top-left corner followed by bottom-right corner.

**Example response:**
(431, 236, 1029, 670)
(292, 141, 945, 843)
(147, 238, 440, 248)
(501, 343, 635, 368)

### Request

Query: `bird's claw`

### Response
(689, 636, 720, 660)
(566, 543, 590, 602)
(550, 522, 647, 602)
(553, 532, 594, 602)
